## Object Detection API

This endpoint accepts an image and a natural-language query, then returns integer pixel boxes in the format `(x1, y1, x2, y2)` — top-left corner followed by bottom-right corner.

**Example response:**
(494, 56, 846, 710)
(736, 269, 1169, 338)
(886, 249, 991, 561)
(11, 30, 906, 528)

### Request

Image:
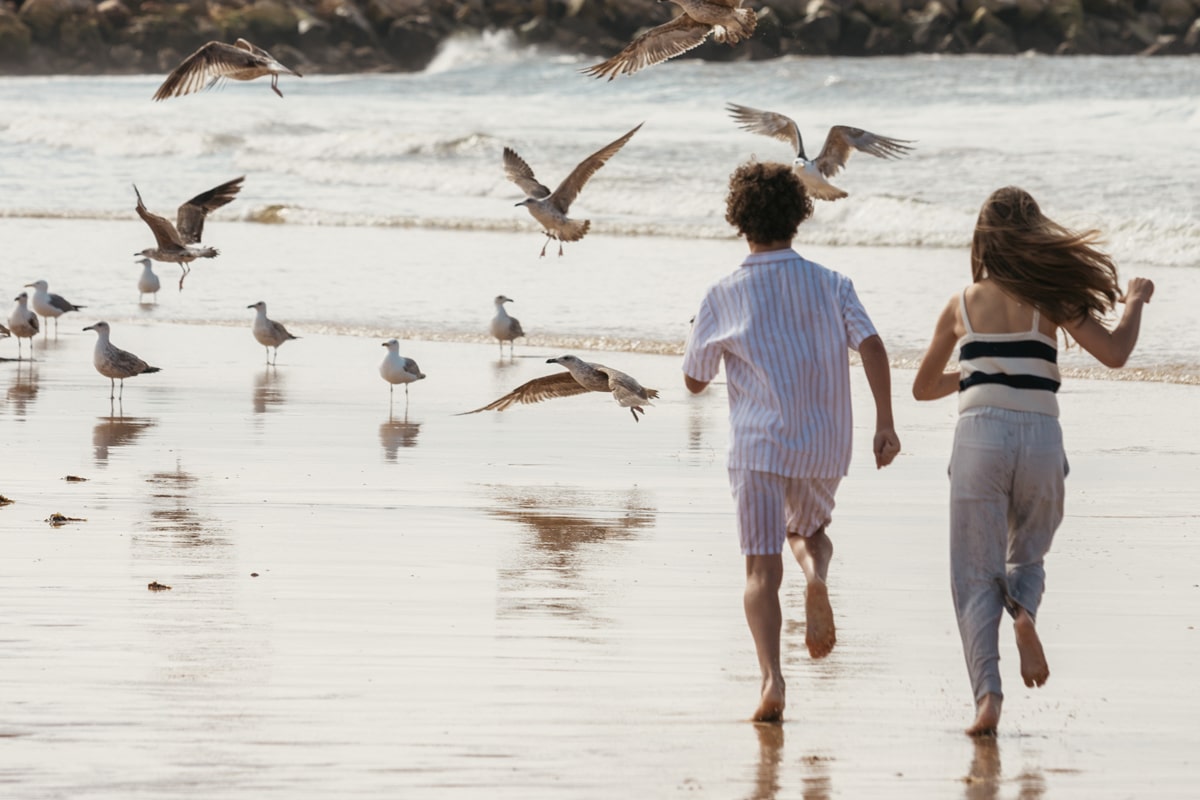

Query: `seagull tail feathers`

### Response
(142, 366, 162, 374)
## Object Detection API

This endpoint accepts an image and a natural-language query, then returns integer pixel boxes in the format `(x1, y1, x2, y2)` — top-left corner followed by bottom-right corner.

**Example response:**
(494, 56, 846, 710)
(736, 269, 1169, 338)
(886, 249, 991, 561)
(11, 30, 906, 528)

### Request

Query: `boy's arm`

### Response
(1061, 278, 1154, 368)
(859, 334, 900, 469)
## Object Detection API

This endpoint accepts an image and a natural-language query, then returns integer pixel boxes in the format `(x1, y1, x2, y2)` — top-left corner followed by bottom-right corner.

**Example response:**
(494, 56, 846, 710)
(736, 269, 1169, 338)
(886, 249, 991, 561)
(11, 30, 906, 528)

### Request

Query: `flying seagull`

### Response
(380, 339, 425, 403)
(83, 321, 161, 400)
(153, 39, 302, 101)
(247, 301, 299, 366)
(460, 354, 658, 422)
(490, 295, 524, 356)
(726, 102, 914, 201)
(25, 279, 85, 335)
(505, 123, 642, 257)
(7, 292, 39, 360)
(136, 257, 161, 303)
(133, 176, 244, 289)
(582, 0, 757, 81)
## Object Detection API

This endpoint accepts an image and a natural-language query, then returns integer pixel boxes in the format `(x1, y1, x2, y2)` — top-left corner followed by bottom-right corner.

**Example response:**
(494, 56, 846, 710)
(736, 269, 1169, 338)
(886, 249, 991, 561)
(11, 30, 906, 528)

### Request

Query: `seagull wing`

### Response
(581, 14, 712, 81)
(459, 372, 589, 414)
(726, 103, 803, 158)
(548, 122, 642, 214)
(48, 293, 83, 313)
(503, 147, 552, 199)
(107, 344, 151, 378)
(270, 320, 297, 341)
(814, 126, 915, 178)
(175, 176, 245, 244)
(234, 38, 302, 77)
(153, 41, 264, 101)
(134, 185, 186, 249)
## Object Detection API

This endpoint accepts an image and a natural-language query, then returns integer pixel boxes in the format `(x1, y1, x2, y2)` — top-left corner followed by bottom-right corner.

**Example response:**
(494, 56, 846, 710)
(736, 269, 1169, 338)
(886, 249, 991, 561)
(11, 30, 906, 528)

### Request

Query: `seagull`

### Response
(153, 38, 303, 101)
(136, 257, 161, 303)
(380, 339, 425, 402)
(461, 354, 658, 422)
(726, 102, 914, 201)
(25, 279, 85, 336)
(582, 0, 757, 81)
(247, 301, 299, 366)
(133, 176, 245, 290)
(490, 295, 525, 356)
(504, 123, 642, 257)
(7, 292, 39, 360)
(82, 321, 161, 400)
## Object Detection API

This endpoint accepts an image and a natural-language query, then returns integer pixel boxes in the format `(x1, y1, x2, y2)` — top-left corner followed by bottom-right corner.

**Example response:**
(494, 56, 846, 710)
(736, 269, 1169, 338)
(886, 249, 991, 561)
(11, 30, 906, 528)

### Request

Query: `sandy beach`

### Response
(1, 322, 1196, 798)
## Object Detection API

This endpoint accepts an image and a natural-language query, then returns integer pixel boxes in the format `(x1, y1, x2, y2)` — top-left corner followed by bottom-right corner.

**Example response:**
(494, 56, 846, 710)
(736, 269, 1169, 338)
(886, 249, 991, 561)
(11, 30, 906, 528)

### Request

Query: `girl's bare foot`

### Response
(966, 693, 1002, 737)
(804, 580, 836, 659)
(1014, 609, 1049, 687)
(751, 676, 785, 722)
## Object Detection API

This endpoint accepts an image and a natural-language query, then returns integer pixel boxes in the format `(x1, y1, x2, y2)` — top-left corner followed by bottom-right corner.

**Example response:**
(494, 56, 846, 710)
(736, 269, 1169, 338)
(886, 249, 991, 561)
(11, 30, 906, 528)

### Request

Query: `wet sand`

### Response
(2, 323, 1198, 798)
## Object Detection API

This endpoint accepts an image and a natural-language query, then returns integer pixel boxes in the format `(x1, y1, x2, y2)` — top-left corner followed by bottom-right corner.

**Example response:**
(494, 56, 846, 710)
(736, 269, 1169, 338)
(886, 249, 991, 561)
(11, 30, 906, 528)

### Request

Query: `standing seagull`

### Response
(82, 321, 161, 400)
(153, 38, 302, 101)
(726, 103, 914, 201)
(7, 292, 39, 360)
(490, 295, 525, 356)
(134, 176, 245, 290)
(461, 354, 658, 422)
(136, 257, 161, 303)
(380, 339, 425, 404)
(25, 279, 85, 336)
(247, 301, 299, 365)
(582, 0, 756, 81)
(504, 123, 642, 257)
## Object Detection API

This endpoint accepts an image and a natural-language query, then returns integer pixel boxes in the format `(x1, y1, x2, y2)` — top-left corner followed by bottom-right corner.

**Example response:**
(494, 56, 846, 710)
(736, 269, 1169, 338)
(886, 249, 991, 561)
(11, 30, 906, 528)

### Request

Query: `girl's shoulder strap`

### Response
(958, 287, 974, 335)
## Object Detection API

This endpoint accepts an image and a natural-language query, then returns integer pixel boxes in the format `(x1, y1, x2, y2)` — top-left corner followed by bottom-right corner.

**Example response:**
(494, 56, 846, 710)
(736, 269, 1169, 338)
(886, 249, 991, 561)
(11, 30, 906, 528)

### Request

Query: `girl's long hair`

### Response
(971, 187, 1119, 325)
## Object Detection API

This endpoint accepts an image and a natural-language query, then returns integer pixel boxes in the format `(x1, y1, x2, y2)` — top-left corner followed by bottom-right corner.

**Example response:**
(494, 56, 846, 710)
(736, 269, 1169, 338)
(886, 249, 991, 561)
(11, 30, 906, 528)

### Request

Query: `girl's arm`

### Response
(1061, 278, 1155, 369)
(912, 296, 961, 401)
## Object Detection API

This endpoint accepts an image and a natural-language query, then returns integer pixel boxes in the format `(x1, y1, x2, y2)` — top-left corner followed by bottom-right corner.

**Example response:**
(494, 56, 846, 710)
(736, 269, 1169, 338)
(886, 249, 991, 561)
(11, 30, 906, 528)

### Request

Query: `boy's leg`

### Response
(950, 412, 1014, 735)
(745, 554, 785, 722)
(1006, 415, 1066, 688)
(787, 528, 835, 659)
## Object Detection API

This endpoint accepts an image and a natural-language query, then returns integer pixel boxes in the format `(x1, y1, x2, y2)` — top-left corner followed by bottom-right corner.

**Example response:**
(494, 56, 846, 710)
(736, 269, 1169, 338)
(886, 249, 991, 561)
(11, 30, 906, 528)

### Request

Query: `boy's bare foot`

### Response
(804, 580, 836, 659)
(1014, 609, 1049, 687)
(966, 693, 1002, 737)
(751, 676, 785, 722)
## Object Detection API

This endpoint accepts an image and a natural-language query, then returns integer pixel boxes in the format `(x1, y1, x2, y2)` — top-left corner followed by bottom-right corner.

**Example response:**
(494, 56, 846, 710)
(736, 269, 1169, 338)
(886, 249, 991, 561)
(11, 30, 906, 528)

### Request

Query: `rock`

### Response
(1187, 17, 1200, 47)
(1155, 0, 1197, 32)
(909, 1, 957, 49)
(839, 8, 875, 52)
(385, 17, 443, 69)
(973, 28, 1019, 50)
(18, 0, 93, 42)
(0, 7, 32, 64)
(858, 0, 904, 24)
(96, 0, 132, 29)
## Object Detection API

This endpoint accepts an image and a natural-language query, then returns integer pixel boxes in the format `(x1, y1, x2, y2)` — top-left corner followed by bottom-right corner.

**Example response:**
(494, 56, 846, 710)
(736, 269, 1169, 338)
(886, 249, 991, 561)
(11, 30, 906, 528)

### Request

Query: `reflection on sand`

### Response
(746, 723, 784, 800)
(379, 414, 421, 460)
(5, 362, 40, 416)
(93, 415, 155, 464)
(140, 462, 224, 547)
(253, 366, 287, 414)
(488, 485, 655, 621)
(963, 737, 1045, 800)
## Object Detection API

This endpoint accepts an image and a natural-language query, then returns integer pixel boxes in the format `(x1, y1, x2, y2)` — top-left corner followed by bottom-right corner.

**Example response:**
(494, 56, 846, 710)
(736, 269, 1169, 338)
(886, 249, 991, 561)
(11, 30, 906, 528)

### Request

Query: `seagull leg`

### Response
(539, 236, 550, 258)
(272, 75, 284, 98)
(558, 241, 564, 257)
(630, 406, 643, 422)
(109, 378, 115, 400)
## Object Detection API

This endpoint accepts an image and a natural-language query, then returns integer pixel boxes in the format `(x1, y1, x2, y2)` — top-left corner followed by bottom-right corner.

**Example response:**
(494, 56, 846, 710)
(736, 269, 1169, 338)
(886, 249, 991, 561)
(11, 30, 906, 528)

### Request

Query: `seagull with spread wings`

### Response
(153, 39, 302, 101)
(582, 0, 756, 81)
(726, 102, 914, 201)
(133, 176, 244, 290)
(504, 123, 642, 257)
(461, 355, 658, 422)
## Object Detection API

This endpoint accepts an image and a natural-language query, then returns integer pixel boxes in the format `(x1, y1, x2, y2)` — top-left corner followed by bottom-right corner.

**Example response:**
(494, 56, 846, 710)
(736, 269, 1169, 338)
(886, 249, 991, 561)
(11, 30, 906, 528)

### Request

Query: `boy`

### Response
(683, 162, 900, 722)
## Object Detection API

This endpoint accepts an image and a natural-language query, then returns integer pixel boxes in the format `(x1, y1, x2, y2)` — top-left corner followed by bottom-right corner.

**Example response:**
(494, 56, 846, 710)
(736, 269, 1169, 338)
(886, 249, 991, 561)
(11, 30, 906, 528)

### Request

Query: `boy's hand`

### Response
(873, 428, 900, 469)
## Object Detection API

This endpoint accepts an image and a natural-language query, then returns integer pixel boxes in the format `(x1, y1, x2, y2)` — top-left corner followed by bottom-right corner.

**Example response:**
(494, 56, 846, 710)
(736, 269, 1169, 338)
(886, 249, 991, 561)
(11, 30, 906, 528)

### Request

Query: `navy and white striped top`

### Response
(957, 289, 1061, 417)
(683, 248, 877, 478)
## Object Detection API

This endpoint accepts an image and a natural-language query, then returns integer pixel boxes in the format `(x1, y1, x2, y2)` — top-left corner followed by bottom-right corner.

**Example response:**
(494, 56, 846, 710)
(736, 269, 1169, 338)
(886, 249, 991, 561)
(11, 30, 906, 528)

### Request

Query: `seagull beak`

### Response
(246, 304, 255, 309)
(82, 324, 93, 331)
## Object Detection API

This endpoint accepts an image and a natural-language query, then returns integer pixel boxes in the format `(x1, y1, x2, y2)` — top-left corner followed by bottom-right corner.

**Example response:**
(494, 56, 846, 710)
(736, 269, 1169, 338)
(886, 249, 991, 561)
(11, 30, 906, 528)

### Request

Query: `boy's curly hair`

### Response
(724, 161, 813, 244)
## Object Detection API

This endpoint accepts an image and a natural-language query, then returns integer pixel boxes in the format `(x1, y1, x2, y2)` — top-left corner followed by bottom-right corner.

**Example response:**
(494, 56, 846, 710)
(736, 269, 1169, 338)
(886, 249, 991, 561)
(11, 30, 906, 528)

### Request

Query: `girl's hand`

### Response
(1124, 278, 1155, 305)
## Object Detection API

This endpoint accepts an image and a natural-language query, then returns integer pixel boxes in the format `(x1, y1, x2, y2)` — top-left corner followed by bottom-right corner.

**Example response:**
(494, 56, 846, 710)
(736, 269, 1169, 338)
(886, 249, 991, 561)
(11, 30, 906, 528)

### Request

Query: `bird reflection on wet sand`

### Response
(253, 366, 286, 414)
(141, 462, 224, 547)
(93, 416, 155, 464)
(962, 737, 1046, 800)
(379, 413, 421, 461)
(488, 486, 654, 621)
(6, 362, 39, 416)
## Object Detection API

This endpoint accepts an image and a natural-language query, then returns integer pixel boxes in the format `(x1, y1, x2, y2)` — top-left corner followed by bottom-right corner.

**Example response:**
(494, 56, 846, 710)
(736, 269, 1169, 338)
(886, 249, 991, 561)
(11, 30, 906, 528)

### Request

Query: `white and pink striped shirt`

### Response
(683, 248, 878, 478)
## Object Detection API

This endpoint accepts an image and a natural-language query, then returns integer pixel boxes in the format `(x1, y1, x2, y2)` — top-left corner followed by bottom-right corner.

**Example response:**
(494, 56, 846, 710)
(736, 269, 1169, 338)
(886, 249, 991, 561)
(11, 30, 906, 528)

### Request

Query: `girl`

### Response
(912, 186, 1154, 736)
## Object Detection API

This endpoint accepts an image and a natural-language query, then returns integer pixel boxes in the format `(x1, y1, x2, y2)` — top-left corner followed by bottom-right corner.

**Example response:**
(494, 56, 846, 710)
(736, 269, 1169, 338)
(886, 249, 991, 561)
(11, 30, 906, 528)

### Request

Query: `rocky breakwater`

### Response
(0, 0, 1196, 77)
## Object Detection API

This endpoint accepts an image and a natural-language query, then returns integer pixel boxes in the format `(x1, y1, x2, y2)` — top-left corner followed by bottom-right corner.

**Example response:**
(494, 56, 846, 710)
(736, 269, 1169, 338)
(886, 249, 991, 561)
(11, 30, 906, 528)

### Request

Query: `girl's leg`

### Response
(950, 412, 1014, 733)
(1006, 416, 1066, 687)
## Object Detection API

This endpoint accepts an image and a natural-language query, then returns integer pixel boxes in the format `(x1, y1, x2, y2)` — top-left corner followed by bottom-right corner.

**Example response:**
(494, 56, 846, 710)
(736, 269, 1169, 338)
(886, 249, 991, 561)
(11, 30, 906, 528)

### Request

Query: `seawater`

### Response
(0, 38, 1196, 379)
